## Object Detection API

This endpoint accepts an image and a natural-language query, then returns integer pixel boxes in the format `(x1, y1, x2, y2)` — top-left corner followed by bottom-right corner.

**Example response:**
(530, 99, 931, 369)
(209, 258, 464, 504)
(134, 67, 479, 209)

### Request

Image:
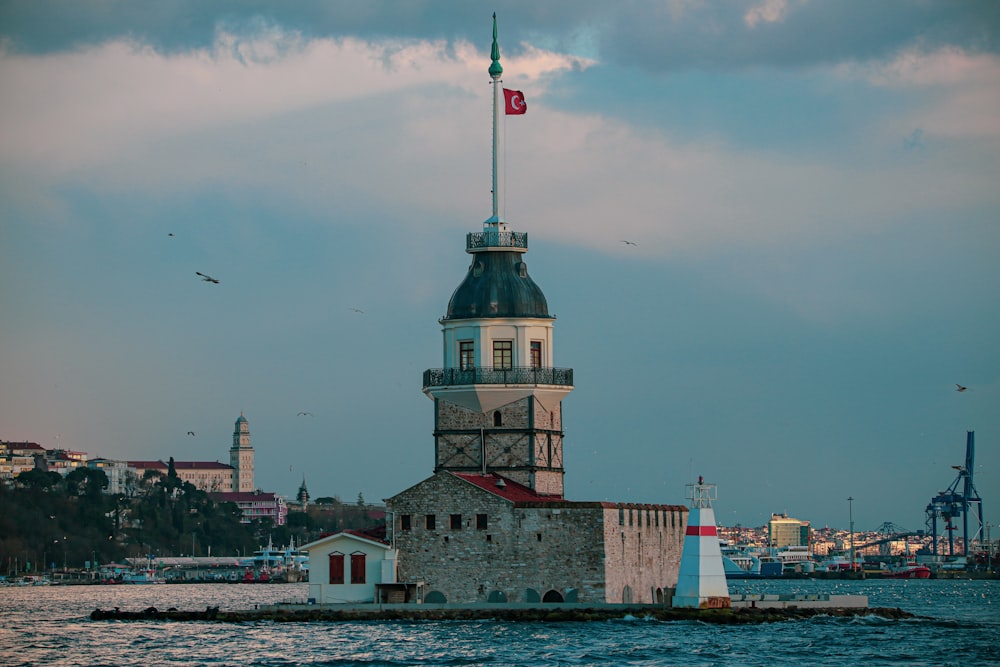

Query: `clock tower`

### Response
(229, 412, 255, 492)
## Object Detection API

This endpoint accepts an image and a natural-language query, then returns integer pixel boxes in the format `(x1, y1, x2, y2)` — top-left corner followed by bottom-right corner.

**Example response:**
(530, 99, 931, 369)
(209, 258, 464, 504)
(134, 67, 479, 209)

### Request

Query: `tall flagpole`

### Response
(488, 13, 503, 226)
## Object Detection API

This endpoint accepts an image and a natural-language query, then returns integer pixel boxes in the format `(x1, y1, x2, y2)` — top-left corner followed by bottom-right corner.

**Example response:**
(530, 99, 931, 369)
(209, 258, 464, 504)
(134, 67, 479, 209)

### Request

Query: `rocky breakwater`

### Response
(91, 604, 917, 624)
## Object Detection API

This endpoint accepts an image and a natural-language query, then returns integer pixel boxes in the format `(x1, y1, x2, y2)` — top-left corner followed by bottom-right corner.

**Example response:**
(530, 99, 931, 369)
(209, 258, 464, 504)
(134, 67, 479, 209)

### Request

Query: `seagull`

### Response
(196, 272, 220, 284)
(349, 307, 365, 314)
(620, 240, 638, 246)
(955, 384, 969, 392)
(187, 431, 196, 436)
(297, 412, 313, 417)
(168, 233, 175, 237)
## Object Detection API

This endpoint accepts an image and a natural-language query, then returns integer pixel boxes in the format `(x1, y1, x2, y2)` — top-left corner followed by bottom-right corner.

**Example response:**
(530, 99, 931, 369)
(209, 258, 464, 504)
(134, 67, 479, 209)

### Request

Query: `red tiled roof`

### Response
(208, 491, 277, 502)
(128, 460, 167, 469)
(302, 529, 390, 551)
(127, 460, 232, 470)
(342, 529, 390, 545)
(173, 461, 232, 470)
(452, 472, 688, 512)
(452, 472, 563, 503)
(2, 442, 46, 451)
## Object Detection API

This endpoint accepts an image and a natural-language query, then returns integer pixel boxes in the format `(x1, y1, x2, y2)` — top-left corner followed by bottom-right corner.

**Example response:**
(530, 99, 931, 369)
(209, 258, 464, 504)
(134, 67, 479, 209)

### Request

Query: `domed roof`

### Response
(235, 414, 248, 425)
(445, 251, 550, 320)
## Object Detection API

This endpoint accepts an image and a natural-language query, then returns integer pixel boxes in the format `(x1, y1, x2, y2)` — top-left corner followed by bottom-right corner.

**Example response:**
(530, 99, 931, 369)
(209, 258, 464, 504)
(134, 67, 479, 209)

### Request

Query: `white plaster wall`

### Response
(303, 536, 394, 604)
(442, 317, 554, 368)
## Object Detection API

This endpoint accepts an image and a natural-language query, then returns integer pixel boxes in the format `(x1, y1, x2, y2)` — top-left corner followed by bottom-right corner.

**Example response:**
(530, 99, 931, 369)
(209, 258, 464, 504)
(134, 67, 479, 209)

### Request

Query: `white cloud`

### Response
(1, 30, 996, 289)
(0, 32, 588, 176)
(744, 0, 794, 28)
(843, 47, 1000, 140)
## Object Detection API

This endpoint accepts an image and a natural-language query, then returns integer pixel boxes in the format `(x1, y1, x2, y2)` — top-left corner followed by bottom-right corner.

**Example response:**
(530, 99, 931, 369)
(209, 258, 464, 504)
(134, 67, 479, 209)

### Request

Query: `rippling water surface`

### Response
(1, 579, 997, 666)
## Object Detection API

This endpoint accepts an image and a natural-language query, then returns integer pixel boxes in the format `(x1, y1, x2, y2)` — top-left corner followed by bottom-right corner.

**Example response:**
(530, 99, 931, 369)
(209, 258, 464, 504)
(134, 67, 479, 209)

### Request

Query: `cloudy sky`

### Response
(2, 1, 997, 532)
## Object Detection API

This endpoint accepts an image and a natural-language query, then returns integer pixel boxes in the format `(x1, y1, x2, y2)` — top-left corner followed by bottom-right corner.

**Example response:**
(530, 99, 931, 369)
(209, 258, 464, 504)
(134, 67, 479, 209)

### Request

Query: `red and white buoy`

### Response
(672, 476, 730, 609)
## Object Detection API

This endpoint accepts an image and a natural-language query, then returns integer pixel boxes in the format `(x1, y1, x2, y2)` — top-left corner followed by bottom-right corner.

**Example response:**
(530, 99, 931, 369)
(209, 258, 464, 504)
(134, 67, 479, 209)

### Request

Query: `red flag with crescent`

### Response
(503, 89, 527, 115)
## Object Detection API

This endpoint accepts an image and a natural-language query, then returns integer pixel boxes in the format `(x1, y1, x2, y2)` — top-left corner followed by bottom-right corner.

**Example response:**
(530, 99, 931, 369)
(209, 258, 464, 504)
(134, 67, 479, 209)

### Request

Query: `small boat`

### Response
(880, 562, 931, 579)
(121, 568, 165, 584)
(819, 555, 862, 573)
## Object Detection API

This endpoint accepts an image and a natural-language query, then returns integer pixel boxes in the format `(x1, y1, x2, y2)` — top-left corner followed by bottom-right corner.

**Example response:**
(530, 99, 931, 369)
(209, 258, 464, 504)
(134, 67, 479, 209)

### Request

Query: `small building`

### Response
(44, 449, 88, 476)
(87, 458, 134, 495)
(768, 512, 811, 549)
(208, 491, 288, 526)
(0, 441, 44, 481)
(300, 531, 399, 604)
(389, 471, 686, 604)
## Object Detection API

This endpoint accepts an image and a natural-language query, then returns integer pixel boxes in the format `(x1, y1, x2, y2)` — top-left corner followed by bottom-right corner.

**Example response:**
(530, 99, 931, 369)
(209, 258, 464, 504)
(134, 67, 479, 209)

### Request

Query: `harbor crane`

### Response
(925, 431, 984, 558)
(856, 522, 923, 557)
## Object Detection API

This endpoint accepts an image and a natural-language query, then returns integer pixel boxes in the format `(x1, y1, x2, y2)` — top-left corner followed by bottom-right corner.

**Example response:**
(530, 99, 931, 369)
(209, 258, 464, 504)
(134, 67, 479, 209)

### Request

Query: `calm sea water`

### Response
(0, 579, 997, 666)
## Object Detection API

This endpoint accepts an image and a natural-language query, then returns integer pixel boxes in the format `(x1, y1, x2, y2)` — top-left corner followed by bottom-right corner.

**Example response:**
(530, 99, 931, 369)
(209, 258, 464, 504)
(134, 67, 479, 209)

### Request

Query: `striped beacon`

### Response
(672, 476, 731, 609)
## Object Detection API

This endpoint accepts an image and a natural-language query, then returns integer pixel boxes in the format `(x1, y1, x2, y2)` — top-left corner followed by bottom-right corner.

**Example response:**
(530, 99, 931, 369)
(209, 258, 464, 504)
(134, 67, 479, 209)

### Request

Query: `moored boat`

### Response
(121, 568, 166, 584)
(880, 562, 931, 579)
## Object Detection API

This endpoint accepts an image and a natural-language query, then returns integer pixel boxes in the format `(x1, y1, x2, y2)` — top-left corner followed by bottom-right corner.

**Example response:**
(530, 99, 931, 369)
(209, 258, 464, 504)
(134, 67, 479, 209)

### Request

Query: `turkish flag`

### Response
(503, 89, 527, 115)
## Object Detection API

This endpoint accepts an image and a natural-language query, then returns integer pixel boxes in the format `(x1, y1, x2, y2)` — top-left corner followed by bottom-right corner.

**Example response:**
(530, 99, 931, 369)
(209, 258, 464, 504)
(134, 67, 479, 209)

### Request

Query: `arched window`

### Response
(542, 589, 565, 603)
(424, 590, 447, 603)
(328, 552, 344, 585)
(493, 411, 502, 427)
(350, 552, 366, 584)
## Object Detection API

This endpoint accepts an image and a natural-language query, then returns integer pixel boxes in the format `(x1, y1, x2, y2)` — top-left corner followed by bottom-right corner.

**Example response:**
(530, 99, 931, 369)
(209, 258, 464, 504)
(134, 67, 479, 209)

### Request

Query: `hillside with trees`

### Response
(0, 462, 383, 576)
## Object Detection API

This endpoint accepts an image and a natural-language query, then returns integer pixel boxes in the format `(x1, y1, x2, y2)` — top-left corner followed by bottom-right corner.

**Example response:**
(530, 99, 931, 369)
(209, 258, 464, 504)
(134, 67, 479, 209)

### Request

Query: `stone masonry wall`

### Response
(434, 397, 564, 498)
(601, 503, 688, 603)
(388, 473, 610, 603)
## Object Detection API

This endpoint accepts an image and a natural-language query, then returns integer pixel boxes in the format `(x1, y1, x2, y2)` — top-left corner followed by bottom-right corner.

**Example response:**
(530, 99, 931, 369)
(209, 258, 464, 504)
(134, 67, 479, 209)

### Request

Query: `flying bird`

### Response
(297, 412, 314, 417)
(349, 307, 365, 314)
(187, 431, 196, 436)
(620, 240, 638, 246)
(168, 233, 175, 237)
(196, 272, 220, 284)
(955, 384, 969, 392)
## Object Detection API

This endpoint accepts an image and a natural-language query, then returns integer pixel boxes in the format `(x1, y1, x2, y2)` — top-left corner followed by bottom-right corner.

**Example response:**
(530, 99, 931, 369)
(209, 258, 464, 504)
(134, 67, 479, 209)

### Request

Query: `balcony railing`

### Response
(466, 230, 528, 251)
(423, 366, 573, 389)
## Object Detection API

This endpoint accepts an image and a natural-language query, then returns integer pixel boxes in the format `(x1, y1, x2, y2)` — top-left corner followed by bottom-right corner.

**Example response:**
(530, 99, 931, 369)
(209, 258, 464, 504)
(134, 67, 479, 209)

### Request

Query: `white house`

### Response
(300, 530, 399, 604)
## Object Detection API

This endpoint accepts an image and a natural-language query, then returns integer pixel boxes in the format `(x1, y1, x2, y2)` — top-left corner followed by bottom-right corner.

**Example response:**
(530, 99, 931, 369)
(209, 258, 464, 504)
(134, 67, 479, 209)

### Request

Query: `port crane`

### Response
(925, 431, 984, 558)
(855, 522, 923, 557)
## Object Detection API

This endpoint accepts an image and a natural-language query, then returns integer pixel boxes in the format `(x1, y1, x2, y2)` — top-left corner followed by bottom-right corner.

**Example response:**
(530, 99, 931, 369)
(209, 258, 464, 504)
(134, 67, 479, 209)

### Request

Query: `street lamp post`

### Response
(987, 522, 993, 572)
(848, 496, 856, 573)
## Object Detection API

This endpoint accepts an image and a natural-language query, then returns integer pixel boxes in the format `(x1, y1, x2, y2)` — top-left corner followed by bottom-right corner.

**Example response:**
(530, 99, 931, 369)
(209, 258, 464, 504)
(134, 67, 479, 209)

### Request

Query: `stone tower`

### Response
(421, 16, 574, 496)
(229, 412, 255, 492)
(297, 476, 310, 509)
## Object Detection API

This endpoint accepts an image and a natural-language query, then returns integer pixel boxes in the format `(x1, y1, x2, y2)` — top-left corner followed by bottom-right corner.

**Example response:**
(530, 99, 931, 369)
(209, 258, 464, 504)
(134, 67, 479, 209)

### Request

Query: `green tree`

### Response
(14, 468, 62, 490)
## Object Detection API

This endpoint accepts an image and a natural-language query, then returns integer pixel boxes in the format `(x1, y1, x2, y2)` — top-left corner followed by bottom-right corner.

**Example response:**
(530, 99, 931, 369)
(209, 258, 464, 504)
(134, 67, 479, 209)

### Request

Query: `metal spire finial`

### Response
(489, 13, 503, 77)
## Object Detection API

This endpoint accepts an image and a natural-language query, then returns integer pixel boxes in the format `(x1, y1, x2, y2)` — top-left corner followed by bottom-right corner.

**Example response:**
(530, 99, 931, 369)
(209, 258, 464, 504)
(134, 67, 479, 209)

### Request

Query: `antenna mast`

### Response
(488, 13, 503, 226)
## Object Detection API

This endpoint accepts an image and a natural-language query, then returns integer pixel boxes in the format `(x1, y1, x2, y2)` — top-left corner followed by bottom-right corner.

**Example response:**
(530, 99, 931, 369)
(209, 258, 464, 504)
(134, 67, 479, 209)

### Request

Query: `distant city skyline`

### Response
(1, 2, 997, 531)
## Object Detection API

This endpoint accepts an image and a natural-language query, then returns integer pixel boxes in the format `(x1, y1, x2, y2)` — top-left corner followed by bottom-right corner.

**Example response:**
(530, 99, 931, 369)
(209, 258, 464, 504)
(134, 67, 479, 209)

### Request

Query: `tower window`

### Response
(459, 341, 474, 370)
(493, 411, 502, 427)
(530, 341, 542, 368)
(493, 341, 513, 369)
